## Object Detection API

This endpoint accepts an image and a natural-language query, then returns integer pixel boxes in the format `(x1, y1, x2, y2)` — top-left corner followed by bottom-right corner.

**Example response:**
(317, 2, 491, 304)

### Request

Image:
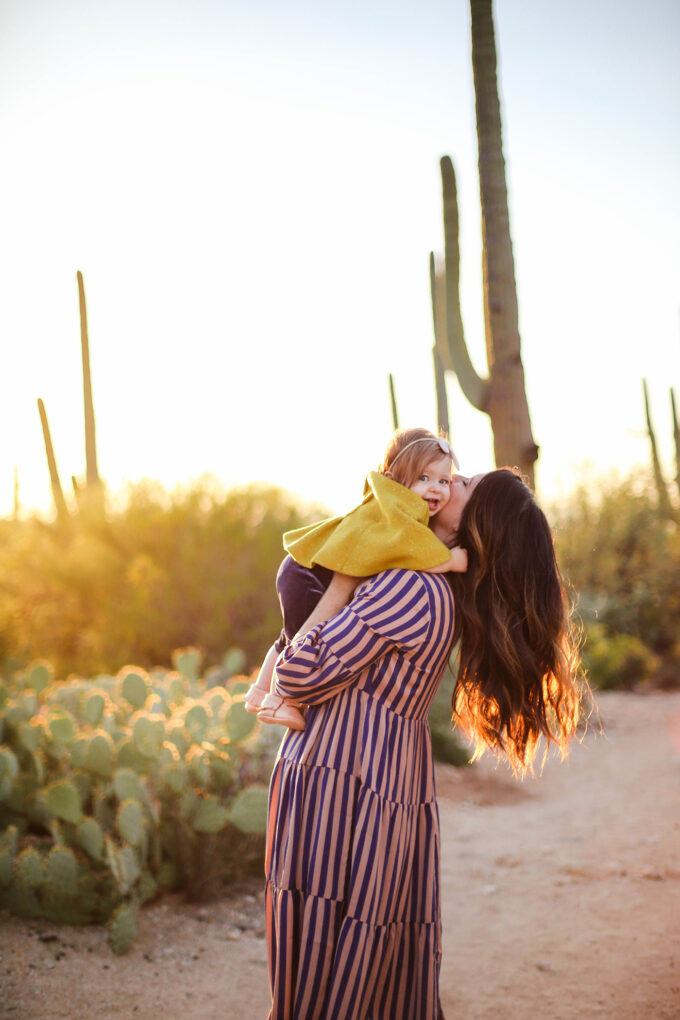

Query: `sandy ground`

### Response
(1, 689, 679, 1020)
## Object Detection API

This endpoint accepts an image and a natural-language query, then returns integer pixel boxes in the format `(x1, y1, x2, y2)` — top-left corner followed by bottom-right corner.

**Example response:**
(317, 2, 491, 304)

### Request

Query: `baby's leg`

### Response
(243, 644, 278, 713)
(293, 572, 362, 636)
(255, 574, 361, 730)
(244, 647, 306, 729)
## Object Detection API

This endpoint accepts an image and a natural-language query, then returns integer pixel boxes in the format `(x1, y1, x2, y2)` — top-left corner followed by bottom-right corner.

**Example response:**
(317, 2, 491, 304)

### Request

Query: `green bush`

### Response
(428, 664, 471, 767)
(582, 623, 658, 691)
(0, 478, 323, 680)
(551, 469, 680, 657)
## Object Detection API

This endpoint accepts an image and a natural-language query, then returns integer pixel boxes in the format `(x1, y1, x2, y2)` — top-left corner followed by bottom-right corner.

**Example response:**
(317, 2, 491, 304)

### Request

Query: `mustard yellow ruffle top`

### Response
(283, 471, 451, 577)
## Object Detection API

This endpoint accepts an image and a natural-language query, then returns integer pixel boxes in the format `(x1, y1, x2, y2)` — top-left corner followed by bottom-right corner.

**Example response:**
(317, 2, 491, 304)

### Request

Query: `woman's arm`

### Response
(274, 569, 432, 706)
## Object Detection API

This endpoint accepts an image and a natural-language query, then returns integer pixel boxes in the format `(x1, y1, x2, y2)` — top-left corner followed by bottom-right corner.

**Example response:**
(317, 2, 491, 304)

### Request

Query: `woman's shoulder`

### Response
(359, 567, 453, 605)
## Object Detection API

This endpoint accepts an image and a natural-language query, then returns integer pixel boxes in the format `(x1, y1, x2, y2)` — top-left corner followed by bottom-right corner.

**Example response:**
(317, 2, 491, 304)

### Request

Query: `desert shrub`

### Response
(428, 664, 473, 767)
(582, 622, 658, 691)
(0, 477, 323, 679)
(551, 469, 680, 658)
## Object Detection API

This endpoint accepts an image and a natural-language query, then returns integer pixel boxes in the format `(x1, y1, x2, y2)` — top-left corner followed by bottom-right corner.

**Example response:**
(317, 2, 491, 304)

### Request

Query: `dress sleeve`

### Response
(273, 569, 432, 706)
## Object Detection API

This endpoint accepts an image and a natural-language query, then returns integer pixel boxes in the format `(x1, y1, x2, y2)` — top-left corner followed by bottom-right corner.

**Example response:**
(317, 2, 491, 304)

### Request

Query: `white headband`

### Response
(389, 436, 460, 472)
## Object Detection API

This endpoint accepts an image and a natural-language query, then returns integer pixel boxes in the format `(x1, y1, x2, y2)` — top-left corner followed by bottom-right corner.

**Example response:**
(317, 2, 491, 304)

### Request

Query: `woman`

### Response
(264, 469, 582, 1019)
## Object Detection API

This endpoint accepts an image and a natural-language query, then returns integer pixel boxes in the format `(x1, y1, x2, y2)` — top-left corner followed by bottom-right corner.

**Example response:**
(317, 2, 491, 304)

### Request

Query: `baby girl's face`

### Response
(409, 454, 452, 516)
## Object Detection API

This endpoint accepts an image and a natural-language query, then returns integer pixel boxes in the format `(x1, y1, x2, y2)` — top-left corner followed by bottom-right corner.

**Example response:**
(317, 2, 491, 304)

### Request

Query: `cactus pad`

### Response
(187, 747, 211, 787)
(85, 731, 114, 777)
(27, 661, 52, 695)
(209, 751, 233, 790)
(165, 723, 190, 756)
(191, 795, 229, 834)
(45, 845, 78, 897)
(48, 713, 76, 746)
(229, 785, 268, 835)
(225, 702, 256, 742)
(132, 715, 163, 758)
(167, 673, 186, 705)
(183, 703, 209, 742)
(45, 780, 82, 824)
(77, 817, 105, 861)
(69, 737, 88, 769)
(6, 882, 42, 918)
(107, 902, 139, 955)
(116, 799, 145, 846)
(15, 848, 44, 888)
(113, 768, 145, 802)
(115, 738, 148, 772)
(84, 691, 106, 725)
(138, 869, 158, 904)
(222, 647, 246, 677)
(172, 646, 202, 681)
(163, 761, 188, 795)
(17, 721, 41, 753)
(119, 669, 149, 709)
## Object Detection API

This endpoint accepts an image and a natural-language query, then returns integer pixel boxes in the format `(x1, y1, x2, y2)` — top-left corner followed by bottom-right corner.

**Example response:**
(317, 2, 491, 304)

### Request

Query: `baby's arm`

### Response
(425, 546, 468, 574)
(293, 572, 363, 638)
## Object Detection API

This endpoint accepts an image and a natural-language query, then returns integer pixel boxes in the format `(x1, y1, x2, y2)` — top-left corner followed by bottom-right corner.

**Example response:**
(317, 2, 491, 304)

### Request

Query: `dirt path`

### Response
(2, 690, 679, 1019)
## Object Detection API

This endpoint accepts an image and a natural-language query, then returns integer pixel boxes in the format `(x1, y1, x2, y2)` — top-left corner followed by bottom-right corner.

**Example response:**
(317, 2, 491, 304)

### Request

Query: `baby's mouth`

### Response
(427, 498, 440, 514)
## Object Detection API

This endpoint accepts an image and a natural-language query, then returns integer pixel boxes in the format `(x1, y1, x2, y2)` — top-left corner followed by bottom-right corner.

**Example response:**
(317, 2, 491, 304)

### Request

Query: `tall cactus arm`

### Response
(470, 0, 520, 369)
(37, 398, 69, 522)
(671, 387, 680, 496)
(429, 266, 450, 437)
(432, 345, 450, 438)
(643, 379, 674, 520)
(439, 159, 489, 412)
(77, 271, 100, 489)
(388, 373, 399, 431)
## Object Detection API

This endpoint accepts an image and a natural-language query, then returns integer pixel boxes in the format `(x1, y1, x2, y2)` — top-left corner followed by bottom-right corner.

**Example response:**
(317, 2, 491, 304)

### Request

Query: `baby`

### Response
(244, 427, 467, 729)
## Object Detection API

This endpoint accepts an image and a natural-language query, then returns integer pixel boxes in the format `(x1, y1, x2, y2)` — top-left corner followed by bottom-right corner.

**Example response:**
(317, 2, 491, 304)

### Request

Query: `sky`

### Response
(1, 0, 679, 518)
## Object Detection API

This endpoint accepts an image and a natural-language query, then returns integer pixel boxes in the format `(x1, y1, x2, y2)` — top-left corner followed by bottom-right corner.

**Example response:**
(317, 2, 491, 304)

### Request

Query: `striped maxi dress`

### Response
(265, 568, 455, 1019)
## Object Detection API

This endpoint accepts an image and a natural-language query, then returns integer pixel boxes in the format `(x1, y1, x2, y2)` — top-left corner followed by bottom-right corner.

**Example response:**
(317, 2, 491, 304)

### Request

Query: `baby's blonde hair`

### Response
(379, 428, 452, 488)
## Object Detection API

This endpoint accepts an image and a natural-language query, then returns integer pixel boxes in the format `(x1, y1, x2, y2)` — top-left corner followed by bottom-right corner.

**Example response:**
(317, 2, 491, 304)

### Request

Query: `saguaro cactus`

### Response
(388, 373, 399, 431)
(642, 379, 674, 520)
(429, 257, 450, 438)
(434, 0, 538, 487)
(37, 399, 69, 523)
(77, 270, 100, 492)
(671, 387, 680, 497)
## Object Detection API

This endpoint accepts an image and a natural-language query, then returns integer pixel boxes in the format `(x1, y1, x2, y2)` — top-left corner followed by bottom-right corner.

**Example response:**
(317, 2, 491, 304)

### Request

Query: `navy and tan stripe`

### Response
(265, 570, 454, 1019)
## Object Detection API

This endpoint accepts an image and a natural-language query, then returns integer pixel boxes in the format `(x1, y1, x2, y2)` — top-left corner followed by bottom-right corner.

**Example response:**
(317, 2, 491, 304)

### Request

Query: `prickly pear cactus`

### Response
(1, 647, 272, 951)
(107, 902, 139, 955)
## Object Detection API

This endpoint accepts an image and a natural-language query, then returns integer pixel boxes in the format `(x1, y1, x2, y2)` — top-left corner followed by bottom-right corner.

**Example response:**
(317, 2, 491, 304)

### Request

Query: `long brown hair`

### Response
(449, 469, 584, 776)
